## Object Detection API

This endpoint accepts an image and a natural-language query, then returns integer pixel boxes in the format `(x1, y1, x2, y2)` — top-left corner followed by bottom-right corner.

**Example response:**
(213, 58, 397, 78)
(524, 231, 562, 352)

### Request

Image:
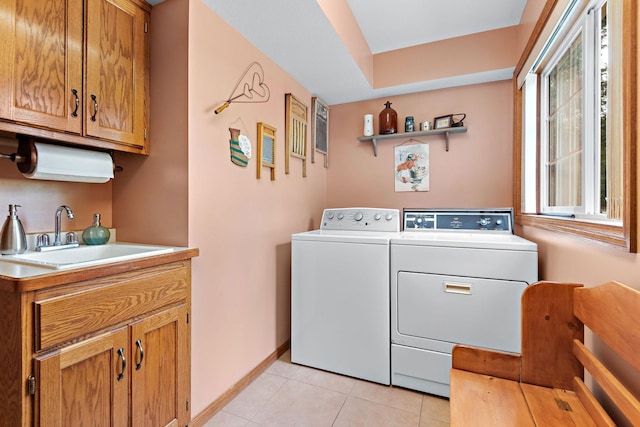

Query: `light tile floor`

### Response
(204, 351, 450, 427)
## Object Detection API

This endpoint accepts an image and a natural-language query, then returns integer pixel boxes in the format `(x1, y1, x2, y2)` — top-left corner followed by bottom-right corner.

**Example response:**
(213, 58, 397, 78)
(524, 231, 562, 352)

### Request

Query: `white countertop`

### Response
(0, 243, 195, 280)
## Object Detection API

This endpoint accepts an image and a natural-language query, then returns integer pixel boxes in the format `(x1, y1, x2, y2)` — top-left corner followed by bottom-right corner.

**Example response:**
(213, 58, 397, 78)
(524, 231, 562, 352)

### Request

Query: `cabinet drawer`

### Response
(35, 263, 188, 351)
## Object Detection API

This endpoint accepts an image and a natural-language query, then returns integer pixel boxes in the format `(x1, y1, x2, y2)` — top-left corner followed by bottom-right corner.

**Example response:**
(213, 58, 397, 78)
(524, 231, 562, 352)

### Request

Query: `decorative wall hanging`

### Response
(285, 93, 308, 177)
(214, 62, 271, 114)
(311, 97, 329, 168)
(257, 122, 276, 180)
(434, 114, 452, 129)
(434, 113, 467, 129)
(450, 113, 467, 127)
(229, 128, 251, 167)
(394, 142, 429, 192)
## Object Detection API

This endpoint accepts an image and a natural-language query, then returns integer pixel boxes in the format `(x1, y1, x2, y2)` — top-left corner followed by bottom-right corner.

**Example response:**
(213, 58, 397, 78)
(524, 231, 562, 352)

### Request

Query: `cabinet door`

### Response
(130, 305, 190, 427)
(0, 0, 83, 133)
(85, 0, 149, 150)
(35, 327, 129, 427)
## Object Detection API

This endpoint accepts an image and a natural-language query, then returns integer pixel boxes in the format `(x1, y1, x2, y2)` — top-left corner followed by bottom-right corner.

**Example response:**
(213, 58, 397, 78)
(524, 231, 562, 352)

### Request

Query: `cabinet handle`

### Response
(117, 347, 126, 381)
(71, 89, 79, 117)
(135, 339, 144, 370)
(90, 94, 98, 122)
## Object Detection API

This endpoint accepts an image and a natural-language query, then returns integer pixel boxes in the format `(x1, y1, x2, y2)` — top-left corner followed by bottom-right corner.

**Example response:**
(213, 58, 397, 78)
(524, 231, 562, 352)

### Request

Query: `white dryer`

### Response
(390, 208, 538, 397)
(291, 208, 399, 384)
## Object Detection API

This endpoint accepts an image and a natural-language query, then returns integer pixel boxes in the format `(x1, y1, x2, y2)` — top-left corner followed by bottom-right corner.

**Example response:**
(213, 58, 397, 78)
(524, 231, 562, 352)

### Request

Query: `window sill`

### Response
(516, 213, 632, 252)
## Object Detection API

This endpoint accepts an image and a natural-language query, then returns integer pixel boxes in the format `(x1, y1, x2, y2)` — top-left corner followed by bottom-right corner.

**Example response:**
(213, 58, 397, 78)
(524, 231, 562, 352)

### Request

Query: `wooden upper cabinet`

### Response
(0, 0, 83, 134)
(85, 0, 149, 149)
(0, 0, 150, 154)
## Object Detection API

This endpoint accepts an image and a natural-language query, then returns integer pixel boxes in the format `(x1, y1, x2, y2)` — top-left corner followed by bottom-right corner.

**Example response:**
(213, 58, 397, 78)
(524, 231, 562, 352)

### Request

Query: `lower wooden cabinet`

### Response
(0, 258, 192, 426)
(35, 328, 130, 427)
(131, 304, 190, 426)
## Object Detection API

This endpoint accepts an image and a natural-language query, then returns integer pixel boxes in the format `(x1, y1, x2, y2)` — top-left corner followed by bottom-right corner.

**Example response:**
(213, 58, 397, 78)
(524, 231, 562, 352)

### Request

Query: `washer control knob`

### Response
(337, 213, 344, 220)
(374, 213, 382, 221)
(385, 214, 394, 221)
(479, 217, 491, 227)
(327, 213, 334, 220)
(354, 212, 364, 221)
(496, 219, 503, 226)
(416, 217, 423, 223)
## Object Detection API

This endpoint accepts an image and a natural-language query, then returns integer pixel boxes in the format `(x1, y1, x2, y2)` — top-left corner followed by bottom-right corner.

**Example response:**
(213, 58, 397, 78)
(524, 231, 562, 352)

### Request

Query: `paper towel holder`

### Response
(0, 139, 37, 168)
(1, 138, 121, 176)
(0, 148, 26, 164)
(15, 139, 52, 175)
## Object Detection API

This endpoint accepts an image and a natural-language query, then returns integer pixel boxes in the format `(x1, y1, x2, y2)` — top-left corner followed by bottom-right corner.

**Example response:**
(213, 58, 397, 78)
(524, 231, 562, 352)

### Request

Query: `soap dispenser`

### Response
(0, 204, 28, 254)
(82, 213, 110, 245)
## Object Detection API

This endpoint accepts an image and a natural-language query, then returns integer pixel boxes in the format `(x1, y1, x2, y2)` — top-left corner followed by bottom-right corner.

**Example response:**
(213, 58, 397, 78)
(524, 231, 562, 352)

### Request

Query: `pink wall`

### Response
(517, 0, 548, 55)
(185, 0, 327, 416)
(522, 226, 640, 286)
(118, 0, 327, 416)
(374, 27, 520, 88)
(328, 81, 514, 210)
(112, 0, 189, 247)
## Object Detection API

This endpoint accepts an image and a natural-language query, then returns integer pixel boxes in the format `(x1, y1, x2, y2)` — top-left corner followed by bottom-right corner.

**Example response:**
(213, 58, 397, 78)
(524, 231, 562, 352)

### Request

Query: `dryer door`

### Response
(395, 272, 527, 353)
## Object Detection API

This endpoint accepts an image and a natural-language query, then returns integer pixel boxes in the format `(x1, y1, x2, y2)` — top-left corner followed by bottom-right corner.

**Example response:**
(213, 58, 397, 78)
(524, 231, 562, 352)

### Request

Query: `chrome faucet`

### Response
(34, 205, 79, 252)
(54, 205, 74, 246)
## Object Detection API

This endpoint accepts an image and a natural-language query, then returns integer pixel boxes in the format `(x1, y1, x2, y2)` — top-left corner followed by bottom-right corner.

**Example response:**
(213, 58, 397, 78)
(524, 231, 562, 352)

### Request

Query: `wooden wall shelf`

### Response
(357, 127, 467, 156)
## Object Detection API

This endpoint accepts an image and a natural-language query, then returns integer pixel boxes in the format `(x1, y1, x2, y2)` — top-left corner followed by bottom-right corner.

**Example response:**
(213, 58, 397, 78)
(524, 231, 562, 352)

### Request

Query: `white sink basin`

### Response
(1, 243, 174, 270)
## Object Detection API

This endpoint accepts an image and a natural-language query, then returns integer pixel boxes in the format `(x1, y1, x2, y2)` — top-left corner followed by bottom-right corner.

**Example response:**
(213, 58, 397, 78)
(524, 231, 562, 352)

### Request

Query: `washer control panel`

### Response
(321, 208, 400, 232)
(403, 208, 513, 233)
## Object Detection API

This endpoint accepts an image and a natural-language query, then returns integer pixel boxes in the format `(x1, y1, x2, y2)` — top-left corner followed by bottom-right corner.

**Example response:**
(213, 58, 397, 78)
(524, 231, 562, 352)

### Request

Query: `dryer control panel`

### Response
(403, 208, 513, 233)
(321, 208, 400, 232)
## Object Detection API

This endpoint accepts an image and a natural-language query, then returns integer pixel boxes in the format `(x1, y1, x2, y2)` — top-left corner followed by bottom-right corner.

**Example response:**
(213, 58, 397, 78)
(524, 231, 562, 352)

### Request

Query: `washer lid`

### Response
(391, 231, 538, 251)
(292, 229, 398, 244)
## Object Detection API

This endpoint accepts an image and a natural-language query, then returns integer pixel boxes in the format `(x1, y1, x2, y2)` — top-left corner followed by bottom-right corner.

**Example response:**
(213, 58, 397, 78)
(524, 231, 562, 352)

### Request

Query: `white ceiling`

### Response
(147, 0, 527, 105)
(348, 0, 526, 54)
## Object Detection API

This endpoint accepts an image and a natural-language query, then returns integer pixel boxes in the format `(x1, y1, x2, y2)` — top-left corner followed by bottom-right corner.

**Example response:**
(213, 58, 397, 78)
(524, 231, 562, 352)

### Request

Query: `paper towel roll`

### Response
(21, 142, 114, 183)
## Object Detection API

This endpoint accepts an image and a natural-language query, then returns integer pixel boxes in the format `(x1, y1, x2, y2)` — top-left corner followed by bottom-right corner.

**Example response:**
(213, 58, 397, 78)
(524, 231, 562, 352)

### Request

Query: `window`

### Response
(516, 0, 636, 251)
(544, 32, 584, 214)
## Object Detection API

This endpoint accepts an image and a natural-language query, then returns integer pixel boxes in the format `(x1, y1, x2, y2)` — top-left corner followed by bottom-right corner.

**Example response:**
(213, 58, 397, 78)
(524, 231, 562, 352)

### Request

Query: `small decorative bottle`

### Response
(405, 116, 415, 132)
(82, 213, 110, 245)
(378, 101, 398, 134)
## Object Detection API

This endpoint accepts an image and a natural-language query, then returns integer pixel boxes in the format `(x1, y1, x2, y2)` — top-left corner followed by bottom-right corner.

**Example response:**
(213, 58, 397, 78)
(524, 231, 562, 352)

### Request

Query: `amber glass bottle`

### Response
(379, 101, 397, 134)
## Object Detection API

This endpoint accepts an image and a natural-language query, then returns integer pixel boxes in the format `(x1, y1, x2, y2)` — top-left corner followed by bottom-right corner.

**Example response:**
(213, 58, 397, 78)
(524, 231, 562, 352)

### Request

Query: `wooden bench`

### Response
(450, 280, 640, 426)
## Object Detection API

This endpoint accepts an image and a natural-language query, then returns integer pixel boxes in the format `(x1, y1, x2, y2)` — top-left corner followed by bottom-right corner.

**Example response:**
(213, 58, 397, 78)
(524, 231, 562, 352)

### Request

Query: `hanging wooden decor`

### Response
(311, 97, 329, 167)
(284, 93, 307, 177)
(257, 122, 276, 180)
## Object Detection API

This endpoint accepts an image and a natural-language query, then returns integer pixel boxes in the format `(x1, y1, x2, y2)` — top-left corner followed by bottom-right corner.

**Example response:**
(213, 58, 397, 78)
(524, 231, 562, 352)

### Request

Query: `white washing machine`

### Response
(291, 207, 399, 384)
(390, 208, 538, 397)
